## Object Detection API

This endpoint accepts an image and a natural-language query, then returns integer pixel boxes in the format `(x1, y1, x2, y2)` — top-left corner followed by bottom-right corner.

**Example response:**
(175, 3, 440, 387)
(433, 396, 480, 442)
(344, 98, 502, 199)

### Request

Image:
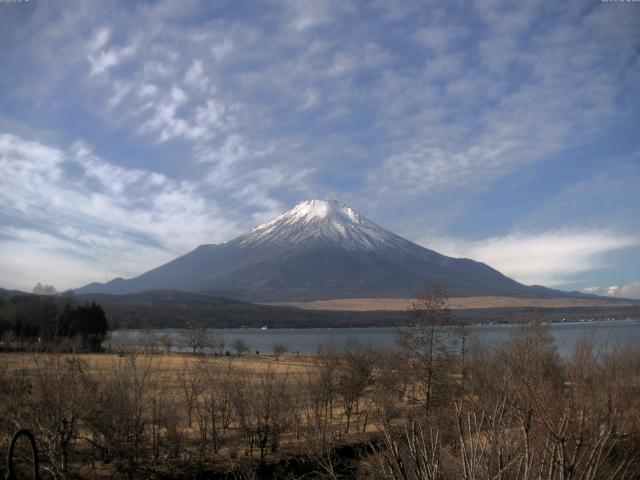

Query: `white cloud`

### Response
(364, 2, 636, 201)
(3, 0, 639, 296)
(212, 38, 233, 60)
(87, 27, 111, 54)
(139, 86, 190, 141)
(137, 57, 234, 142)
(197, 134, 249, 181)
(422, 230, 640, 287)
(192, 99, 228, 134)
(184, 60, 210, 91)
(0, 226, 171, 292)
(108, 80, 133, 108)
(370, 135, 541, 196)
(137, 83, 158, 98)
(583, 283, 640, 300)
(0, 132, 243, 291)
(88, 50, 119, 76)
(288, 0, 332, 31)
(88, 43, 137, 77)
(55, 0, 635, 220)
(143, 61, 172, 78)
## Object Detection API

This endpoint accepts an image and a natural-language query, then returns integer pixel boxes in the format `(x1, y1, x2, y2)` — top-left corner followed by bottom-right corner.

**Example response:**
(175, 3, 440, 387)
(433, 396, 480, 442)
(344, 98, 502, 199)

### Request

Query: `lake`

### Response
(108, 319, 640, 357)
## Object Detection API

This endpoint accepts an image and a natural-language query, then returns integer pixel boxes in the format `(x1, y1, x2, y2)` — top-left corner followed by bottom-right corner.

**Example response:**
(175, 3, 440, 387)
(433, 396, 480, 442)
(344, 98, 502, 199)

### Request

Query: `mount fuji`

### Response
(75, 200, 574, 302)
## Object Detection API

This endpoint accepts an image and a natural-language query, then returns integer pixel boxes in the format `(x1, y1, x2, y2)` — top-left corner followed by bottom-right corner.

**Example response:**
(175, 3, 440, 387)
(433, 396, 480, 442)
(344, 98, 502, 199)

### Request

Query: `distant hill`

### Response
(2, 288, 638, 329)
(76, 290, 640, 329)
(0, 287, 32, 302)
(75, 200, 597, 302)
(75, 290, 402, 329)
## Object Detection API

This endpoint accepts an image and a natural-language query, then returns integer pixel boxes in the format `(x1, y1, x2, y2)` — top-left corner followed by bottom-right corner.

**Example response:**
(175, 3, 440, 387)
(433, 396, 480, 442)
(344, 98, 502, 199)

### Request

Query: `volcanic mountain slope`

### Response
(76, 199, 583, 302)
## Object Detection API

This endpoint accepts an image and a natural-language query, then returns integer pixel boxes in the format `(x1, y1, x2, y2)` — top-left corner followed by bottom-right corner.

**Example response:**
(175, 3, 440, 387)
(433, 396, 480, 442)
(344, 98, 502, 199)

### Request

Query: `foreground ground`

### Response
(1, 321, 639, 479)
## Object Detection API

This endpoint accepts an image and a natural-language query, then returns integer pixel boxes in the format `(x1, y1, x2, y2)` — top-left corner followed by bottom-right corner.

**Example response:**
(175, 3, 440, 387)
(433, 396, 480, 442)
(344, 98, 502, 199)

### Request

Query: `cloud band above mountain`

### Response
(424, 231, 640, 288)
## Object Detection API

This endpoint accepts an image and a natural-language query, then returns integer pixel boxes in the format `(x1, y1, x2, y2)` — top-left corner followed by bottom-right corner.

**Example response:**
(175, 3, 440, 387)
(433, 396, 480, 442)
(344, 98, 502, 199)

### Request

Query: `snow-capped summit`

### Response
(240, 199, 401, 250)
(287, 199, 352, 221)
(75, 199, 565, 302)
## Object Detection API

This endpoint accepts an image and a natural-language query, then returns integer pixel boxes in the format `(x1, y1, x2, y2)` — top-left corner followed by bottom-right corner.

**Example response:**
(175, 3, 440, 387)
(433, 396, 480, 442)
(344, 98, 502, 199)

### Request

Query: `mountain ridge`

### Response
(74, 199, 599, 302)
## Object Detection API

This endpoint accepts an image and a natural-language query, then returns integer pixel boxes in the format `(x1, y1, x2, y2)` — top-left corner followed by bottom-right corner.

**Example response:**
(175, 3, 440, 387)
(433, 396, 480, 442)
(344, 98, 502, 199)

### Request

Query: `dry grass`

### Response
(2, 325, 638, 480)
(264, 296, 637, 311)
(0, 351, 330, 477)
(1, 351, 316, 378)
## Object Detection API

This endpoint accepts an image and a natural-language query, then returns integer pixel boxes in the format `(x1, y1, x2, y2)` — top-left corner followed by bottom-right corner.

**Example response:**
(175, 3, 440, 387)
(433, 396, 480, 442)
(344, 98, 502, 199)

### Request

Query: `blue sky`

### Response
(1, 0, 639, 297)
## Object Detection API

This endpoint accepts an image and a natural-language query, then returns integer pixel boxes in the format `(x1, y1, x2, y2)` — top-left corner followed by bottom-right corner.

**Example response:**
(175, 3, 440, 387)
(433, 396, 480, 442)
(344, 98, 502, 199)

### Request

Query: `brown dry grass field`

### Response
(1, 350, 383, 478)
(265, 295, 638, 311)
(2, 319, 639, 479)
(1, 350, 316, 382)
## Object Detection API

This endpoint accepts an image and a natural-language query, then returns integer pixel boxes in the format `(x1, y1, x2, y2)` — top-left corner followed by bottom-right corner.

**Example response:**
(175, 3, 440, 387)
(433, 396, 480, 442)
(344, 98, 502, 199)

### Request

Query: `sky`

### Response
(1, 0, 639, 298)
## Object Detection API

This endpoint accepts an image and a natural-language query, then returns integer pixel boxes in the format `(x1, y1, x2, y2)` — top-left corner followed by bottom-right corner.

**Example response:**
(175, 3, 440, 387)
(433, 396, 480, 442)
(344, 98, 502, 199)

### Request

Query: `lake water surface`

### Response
(109, 319, 640, 357)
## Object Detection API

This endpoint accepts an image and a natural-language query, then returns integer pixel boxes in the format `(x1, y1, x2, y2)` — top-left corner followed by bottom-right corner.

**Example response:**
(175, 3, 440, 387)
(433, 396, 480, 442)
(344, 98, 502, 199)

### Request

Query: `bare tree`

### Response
(178, 360, 203, 428)
(192, 357, 237, 456)
(84, 352, 155, 480)
(159, 334, 173, 354)
(210, 332, 226, 355)
(396, 283, 451, 415)
(195, 359, 219, 453)
(2, 308, 638, 479)
(180, 321, 209, 354)
(29, 356, 95, 479)
(231, 338, 250, 357)
(32, 282, 57, 295)
(271, 342, 288, 360)
(303, 343, 339, 450)
(231, 367, 292, 461)
(158, 395, 184, 460)
(371, 350, 410, 426)
(139, 329, 159, 355)
(336, 340, 375, 433)
(375, 418, 442, 480)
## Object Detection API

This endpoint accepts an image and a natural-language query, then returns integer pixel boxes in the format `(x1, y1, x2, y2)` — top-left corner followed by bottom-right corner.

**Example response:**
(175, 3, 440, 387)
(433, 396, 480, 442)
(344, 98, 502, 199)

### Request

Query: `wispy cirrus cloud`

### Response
(0, 0, 638, 293)
(14, 0, 636, 209)
(367, 3, 637, 200)
(86, 27, 137, 77)
(0, 132, 243, 290)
